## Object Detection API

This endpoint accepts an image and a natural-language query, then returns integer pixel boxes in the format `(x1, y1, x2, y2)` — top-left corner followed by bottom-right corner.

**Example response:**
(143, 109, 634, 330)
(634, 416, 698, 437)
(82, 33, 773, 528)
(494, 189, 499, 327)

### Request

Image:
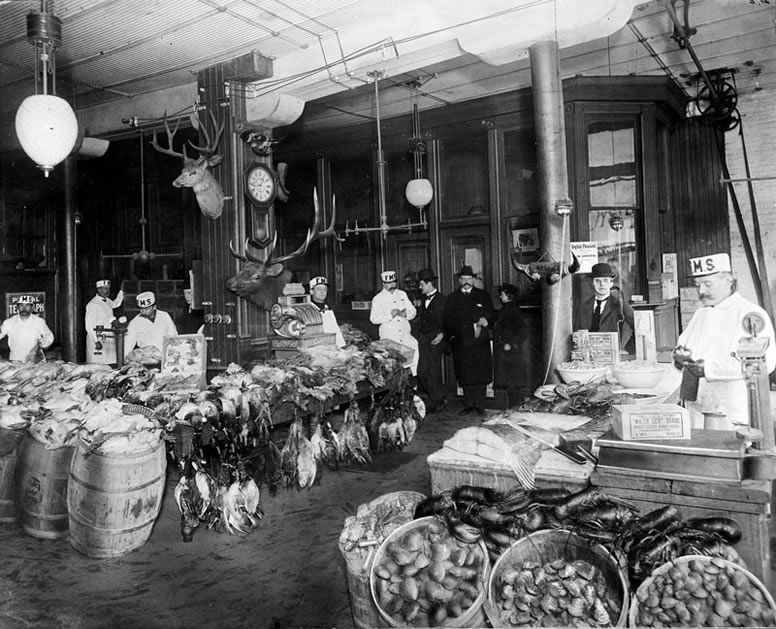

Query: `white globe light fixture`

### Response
(16, 94, 78, 176)
(14, 9, 78, 177)
(405, 177, 433, 209)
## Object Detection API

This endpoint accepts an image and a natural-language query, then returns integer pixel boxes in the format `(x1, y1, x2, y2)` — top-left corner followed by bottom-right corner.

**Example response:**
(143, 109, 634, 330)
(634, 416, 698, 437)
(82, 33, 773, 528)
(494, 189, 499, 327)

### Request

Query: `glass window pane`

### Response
(587, 121, 636, 208)
(589, 209, 638, 299)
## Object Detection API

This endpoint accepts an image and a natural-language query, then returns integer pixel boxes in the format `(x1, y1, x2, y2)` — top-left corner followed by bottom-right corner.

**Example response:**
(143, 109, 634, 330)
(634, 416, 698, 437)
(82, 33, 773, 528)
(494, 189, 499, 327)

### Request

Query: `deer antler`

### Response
(150, 112, 185, 159)
(187, 108, 224, 158)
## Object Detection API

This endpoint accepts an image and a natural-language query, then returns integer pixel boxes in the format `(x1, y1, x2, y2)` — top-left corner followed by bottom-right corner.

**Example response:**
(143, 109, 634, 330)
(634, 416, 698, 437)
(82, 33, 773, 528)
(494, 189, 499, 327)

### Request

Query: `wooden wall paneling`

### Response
(640, 103, 661, 296)
(198, 63, 245, 371)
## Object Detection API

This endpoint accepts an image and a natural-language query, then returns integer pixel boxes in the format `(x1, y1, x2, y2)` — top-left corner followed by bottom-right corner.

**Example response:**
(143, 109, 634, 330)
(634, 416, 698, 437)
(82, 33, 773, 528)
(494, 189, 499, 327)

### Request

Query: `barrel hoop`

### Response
(69, 512, 156, 534)
(69, 472, 164, 493)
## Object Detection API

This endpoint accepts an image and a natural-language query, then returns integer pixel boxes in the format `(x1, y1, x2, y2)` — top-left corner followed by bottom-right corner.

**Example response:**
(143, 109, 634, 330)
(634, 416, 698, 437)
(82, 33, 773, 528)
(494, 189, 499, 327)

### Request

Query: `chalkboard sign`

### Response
(5, 292, 45, 318)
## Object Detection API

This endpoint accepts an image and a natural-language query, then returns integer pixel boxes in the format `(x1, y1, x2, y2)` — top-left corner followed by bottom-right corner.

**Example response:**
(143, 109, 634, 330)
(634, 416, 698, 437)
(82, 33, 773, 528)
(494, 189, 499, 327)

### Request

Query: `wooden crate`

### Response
(591, 469, 772, 590)
(427, 448, 591, 495)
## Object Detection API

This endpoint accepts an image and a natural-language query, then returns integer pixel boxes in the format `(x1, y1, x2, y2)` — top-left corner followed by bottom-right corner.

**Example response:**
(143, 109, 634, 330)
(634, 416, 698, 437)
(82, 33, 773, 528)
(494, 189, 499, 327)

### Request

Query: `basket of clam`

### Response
(630, 554, 776, 627)
(485, 529, 629, 627)
(369, 515, 490, 627)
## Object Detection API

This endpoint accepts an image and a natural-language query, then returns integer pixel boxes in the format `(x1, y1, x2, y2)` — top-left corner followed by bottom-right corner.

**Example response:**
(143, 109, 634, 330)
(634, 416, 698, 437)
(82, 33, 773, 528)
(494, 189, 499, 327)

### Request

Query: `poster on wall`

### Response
(570, 242, 598, 273)
(5, 292, 45, 318)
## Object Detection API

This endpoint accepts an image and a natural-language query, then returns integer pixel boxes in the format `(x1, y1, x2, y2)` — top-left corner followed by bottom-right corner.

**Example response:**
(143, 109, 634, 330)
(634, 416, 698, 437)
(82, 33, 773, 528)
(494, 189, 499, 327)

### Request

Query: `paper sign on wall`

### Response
(571, 242, 598, 273)
(662, 253, 678, 300)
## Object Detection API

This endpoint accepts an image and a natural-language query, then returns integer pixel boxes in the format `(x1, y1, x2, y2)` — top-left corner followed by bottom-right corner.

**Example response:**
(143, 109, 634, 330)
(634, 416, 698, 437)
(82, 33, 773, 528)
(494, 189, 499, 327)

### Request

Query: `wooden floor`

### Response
(0, 399, 774, 628)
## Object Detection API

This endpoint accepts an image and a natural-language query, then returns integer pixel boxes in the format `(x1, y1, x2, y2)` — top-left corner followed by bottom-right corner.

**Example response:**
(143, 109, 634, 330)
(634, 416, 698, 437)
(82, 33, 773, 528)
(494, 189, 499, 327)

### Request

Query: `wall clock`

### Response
(245, 162, 277, 207)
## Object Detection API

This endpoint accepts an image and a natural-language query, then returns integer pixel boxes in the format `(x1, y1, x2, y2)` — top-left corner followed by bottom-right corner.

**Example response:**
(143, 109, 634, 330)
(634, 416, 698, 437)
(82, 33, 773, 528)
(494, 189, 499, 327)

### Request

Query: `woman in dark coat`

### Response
(493, 283, 526, 408)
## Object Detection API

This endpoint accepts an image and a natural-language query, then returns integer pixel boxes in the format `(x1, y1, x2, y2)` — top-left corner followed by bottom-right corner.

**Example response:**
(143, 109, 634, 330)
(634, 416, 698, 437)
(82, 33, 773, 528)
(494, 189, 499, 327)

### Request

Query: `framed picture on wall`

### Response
(511, 227, 539, 253)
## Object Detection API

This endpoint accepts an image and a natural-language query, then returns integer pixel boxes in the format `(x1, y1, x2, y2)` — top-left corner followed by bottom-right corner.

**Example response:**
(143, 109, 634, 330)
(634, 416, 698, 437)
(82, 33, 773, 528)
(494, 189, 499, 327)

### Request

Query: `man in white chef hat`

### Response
(84, 279, 124, 364)
(124, 291, 178, 360)
(370, 270, 419, 375)
(309, 275, 345, 348)
(672, 252, 776, 428)
(0, 294, 54, 362)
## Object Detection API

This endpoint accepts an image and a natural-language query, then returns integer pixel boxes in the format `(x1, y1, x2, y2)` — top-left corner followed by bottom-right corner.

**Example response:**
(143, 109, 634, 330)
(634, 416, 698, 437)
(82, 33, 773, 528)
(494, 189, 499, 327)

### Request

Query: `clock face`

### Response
(246, 164, 276, 206)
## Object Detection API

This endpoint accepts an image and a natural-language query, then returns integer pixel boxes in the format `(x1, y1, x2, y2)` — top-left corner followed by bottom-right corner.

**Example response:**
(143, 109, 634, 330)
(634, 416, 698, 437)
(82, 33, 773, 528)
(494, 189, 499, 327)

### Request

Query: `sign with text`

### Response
(571, 241, 598, 273)
(5, 292, 45, 318)
(589, 332, 620, 364)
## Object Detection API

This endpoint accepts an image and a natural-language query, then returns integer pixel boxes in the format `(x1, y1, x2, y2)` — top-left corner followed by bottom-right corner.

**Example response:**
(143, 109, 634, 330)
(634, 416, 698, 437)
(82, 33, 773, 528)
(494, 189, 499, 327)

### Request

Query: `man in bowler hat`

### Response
(575, 262, 635, 353)
(443, 265, 495, 415)
(413, 268, 447, 413)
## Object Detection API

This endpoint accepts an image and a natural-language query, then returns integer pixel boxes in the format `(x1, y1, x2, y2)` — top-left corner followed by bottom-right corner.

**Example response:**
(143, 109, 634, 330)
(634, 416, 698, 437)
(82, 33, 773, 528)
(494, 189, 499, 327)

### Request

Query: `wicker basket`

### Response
(630, 554, 776, 627)
(369, 515, 490, 628)
(339, 491, 426, 629)
(485, 529, 629, 628)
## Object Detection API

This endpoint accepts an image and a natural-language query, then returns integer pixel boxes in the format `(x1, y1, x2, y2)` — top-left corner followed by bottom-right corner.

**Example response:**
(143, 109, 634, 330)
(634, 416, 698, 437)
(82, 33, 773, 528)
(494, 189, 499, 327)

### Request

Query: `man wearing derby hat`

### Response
(493, 283, 527, 408)
(124, 291, 178, 360)
(0, 295, 54, 362)
(85, 279, 124, 364)
(412, 268, 447, 412)
(575, 262, 635, 353)
(309, 275, 345, 348)
(672, 252, 776, 428)
(370, 270, 419, 374)
(443, 265, 496, 415)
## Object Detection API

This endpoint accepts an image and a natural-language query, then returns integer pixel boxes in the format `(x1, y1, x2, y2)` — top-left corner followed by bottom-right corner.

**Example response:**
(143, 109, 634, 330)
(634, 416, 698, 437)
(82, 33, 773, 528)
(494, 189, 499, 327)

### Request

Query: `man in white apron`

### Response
(85, 279, 124, 364)
(0, 295, 54, 362)
(672, 252, 776, 428)
(370, 270, 419, 375)
(124, 291, 178, 359)
(309, 276, 345, 348)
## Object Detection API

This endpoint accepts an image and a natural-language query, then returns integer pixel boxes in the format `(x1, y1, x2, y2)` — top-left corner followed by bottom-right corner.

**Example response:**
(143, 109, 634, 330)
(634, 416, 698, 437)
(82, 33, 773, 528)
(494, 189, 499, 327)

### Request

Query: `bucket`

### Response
(68, 438, 167, 558)
(485, 529, 628, 628)
(339, 491, 425, 629)
(0, 428, 25, 522)
(370, 516, 490, 628)
(14, 433, 74, 539)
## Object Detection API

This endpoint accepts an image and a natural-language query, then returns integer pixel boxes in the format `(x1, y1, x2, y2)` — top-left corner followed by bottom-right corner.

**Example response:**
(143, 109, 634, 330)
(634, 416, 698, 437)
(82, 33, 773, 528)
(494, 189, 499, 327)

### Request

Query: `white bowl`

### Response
(613, 363, 665, 389)
(556, 364, 609, 385)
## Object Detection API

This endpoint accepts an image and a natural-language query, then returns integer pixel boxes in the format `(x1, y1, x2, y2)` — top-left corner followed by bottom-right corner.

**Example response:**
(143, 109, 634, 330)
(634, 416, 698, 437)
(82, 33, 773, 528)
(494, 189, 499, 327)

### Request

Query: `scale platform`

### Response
(596, 428, 747, 483)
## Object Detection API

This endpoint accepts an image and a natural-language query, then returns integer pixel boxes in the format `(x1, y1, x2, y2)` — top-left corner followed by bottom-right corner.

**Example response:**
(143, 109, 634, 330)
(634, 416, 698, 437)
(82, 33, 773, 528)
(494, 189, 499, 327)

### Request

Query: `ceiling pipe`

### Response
(657, 0, 719, 101)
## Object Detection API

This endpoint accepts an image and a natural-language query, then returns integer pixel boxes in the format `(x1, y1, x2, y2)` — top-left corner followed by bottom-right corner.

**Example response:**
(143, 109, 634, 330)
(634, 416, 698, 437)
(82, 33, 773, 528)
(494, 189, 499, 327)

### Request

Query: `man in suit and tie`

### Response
(575, 262, 635, 353)
(413, 268, 447, 413)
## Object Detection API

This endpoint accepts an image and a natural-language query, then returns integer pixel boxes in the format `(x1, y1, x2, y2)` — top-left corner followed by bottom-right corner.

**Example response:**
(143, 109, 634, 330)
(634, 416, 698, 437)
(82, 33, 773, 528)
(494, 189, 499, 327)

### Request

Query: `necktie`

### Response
(591, 300, 603, 331)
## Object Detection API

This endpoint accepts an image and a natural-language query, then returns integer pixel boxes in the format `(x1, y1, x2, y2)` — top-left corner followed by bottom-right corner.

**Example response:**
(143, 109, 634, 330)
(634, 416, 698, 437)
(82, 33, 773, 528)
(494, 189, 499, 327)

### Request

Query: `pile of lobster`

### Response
(416, 484, 745, 587)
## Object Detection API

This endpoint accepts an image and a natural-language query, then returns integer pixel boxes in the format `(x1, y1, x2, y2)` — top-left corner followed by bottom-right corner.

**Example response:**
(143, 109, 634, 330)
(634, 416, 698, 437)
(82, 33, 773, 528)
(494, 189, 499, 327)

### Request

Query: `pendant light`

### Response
(404, 83, 433, 212)
(14, 2, 79, 177)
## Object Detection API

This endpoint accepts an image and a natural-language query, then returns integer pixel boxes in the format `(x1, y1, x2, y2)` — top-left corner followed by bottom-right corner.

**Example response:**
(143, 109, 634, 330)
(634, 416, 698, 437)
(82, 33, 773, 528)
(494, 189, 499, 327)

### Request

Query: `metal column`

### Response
(60, 156, 79, 362)
(529, 40, 572, 383)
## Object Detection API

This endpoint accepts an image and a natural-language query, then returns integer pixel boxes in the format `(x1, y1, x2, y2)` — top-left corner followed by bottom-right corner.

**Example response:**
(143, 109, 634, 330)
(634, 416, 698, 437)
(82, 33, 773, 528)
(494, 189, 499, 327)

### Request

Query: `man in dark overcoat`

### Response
(443, 265, 496, 416)
(413, 268, 447, 413)
(575, 262, 635, 354)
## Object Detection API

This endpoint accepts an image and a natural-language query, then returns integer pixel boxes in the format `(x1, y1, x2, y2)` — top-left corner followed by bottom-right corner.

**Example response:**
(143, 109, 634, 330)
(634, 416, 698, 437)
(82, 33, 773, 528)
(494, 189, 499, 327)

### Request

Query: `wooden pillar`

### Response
(59, 156, 79, 362)
(529, 40, 572, 383)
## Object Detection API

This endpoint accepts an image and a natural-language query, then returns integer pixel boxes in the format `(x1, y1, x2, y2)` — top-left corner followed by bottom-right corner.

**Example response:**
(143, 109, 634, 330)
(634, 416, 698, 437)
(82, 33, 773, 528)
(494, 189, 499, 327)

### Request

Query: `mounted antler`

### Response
(151, 108, 226, 220)
(226, 187, 341, 310)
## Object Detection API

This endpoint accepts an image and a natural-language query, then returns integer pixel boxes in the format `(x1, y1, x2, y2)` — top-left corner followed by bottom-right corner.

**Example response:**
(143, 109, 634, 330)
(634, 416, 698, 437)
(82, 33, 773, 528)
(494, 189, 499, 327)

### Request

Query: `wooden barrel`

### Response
(14, 433, 74, 539)
(67, 438, 167, 558)
(0, 429, 25, 523)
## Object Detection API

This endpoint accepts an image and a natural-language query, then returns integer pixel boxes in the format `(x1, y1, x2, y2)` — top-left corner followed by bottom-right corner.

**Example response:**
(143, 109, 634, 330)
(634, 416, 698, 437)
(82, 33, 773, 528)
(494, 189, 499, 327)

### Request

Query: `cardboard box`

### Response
(612, 403, 691, 440)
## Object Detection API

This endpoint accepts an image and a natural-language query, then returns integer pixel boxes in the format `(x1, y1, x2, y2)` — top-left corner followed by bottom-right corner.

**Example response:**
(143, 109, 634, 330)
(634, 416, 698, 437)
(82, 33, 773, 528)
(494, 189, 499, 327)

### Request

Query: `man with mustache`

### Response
(370, 270, 419, 374)
(443, 265, 495, 416)
(672, 252, 776, 428)
(0, 295, 54, 362)
(124, 291, 178, 360)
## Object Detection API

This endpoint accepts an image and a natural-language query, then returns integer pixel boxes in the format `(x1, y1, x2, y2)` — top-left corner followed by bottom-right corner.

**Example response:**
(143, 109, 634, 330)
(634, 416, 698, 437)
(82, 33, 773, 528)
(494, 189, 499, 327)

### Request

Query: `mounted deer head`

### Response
(227, 188, 340, 310)
(151, 109, 226, 220)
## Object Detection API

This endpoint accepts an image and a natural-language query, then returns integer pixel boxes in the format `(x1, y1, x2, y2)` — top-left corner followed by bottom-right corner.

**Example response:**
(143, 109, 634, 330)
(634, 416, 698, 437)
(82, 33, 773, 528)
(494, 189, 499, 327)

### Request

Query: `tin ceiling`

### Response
(0, 0, 773, 148)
